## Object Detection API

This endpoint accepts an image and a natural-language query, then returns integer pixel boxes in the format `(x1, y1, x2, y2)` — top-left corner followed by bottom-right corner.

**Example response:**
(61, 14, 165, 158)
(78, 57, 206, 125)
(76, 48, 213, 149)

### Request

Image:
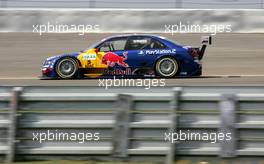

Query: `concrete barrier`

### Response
(0, 9, 264, 33)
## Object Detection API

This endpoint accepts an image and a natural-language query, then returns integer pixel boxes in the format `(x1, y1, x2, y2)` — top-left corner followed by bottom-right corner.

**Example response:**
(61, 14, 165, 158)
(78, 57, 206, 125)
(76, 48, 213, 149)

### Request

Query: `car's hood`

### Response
(46, 52, 80, 61)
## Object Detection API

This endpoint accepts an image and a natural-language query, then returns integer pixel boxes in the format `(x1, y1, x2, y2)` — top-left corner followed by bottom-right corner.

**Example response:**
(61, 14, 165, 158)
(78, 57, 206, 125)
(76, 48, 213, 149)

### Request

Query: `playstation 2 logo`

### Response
(138, 50, 144, 56)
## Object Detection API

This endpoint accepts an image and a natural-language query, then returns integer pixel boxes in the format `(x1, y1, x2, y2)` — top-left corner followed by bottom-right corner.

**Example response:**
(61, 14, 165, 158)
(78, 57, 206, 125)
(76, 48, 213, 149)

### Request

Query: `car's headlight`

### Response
(43, 60, 52, 66)
(47, 61, 52, 65)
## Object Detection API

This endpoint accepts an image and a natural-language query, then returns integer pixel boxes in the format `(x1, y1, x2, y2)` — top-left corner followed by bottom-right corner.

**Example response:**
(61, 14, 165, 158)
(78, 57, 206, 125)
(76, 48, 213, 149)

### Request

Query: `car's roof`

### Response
(102, 34, 166, 40)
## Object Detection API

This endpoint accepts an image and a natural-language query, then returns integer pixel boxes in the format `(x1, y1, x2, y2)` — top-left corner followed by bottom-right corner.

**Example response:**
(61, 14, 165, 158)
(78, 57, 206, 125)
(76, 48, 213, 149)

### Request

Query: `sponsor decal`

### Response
(82, 53, 97, 60)
(136, 49, 176, 55)
(144, 49, 176, 55)
(180, 72, 187, 75)
(133, 39, 148, 44)
(138, 50, 145, 56)
(101, 51, 129, 67)
(104, 68, 132, 75)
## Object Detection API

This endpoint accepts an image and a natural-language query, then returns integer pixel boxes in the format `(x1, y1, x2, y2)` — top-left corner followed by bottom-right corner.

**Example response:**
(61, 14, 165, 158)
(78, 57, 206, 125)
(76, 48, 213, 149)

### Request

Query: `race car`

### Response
(41, 34, 211, 79)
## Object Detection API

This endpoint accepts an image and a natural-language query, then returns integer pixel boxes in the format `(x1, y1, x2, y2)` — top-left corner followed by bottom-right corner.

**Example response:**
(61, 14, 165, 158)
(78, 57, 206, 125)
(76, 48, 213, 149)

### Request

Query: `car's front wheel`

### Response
(155, 57, 179, 77)
(55, 57, 78, 79)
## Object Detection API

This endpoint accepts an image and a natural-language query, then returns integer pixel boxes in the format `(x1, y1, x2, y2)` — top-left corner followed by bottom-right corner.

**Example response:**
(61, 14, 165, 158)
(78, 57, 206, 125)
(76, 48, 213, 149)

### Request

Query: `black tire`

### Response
(155, 57, 179, 77)
(55, 57, 78, 79)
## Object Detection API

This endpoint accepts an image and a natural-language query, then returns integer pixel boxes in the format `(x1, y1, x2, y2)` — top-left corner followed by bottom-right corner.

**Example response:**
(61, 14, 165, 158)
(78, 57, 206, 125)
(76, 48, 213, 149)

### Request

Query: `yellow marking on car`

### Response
(78, 48, 108, 69)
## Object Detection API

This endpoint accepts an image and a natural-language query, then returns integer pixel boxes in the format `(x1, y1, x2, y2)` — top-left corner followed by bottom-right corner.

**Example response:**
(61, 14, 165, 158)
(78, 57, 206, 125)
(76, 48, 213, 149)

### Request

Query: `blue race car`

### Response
(41, 34, 211, 79)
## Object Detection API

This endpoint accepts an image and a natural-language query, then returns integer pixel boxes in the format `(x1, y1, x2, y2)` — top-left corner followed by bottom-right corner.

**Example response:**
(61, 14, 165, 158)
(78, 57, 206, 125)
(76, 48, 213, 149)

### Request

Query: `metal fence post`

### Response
(219, 94, 237, 158)
(6, 87, 23, 163)
(112, 94, 133, 160)
(0, 0, 7, 8)
(89, 0, 96, 8)
(166, 87, 182, 164)
(175, 0, 182, 8)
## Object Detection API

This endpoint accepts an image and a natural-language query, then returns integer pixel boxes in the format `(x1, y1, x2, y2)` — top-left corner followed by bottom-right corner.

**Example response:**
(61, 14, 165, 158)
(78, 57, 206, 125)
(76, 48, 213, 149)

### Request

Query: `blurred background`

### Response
(0, 0, 264, 8)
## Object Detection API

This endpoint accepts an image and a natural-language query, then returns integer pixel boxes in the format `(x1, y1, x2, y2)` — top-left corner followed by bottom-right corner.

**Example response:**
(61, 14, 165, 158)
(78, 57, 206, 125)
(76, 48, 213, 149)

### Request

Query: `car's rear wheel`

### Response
(55, 57, 78, 79)
(155, 57, 179, 77)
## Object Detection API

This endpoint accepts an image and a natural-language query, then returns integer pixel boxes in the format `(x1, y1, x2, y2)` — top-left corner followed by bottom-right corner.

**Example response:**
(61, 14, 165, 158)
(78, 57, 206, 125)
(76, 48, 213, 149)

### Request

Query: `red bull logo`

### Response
(104, 68, 132, 75)
(101, 51, 128, 67)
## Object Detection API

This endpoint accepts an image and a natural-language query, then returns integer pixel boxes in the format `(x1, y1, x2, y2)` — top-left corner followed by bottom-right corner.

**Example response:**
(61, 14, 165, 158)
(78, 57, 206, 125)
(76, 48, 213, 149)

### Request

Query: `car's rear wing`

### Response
(198, 35, 212, 60)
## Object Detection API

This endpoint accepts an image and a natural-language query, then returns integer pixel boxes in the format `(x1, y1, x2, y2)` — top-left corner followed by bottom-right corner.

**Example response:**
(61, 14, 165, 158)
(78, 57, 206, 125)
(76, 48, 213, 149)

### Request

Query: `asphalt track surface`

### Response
(0, 33, 264, 86)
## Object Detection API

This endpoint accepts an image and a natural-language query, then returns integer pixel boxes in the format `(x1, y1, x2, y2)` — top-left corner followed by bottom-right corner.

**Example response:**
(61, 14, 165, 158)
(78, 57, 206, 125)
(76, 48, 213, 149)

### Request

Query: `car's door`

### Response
(97, 37, 129, 68)
(124, 36, 167, 68)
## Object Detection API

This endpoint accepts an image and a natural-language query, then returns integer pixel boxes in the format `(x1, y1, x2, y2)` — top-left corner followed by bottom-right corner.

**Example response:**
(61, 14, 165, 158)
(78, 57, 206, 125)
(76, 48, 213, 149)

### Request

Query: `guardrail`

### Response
(0, 86, 264, 163)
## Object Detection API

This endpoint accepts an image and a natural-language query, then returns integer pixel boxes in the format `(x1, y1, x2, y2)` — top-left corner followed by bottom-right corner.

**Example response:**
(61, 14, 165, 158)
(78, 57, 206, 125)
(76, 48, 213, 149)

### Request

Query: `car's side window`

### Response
(98, 41, 111, 52)
(98, 38, 127, 52)
(150, 39, 167, 49)
(126, 37, 151, 50)
(125, 36, 166, 50)
(112, 39, 127, 51)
